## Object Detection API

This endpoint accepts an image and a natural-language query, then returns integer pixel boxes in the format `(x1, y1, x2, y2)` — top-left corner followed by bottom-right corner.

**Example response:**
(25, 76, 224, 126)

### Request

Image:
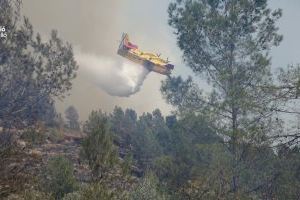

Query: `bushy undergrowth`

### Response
(41, 156, 78, 200)
(46, 128, 64, 143)
(130, 172, 169, 200)
(21, 128, 46, 145)
(22, 189, 55, 200)
(80, 113, 118, 180)
(0, 131, 14, 158)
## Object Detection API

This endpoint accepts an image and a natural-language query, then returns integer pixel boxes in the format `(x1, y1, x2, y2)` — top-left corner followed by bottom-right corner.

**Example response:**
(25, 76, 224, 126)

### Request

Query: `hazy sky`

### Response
(22, 0, 300, 120)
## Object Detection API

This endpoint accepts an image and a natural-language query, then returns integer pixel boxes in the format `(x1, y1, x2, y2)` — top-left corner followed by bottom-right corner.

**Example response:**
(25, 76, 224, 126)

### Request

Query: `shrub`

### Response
(21, 128, 46, 145)
(0, 131, 32, 199)
(22, 189, 54, 200)
(81, 113, 118, 180)
(62, 191, 82, 200)
(47, 128, 64, 143)
(130, 172, 168, 200)
(79, 183, 116, 200)
(42, 156, 78, 199)
(0, 131, 14, 158)
(121, 153, 133, 176)
(62, 182, 129, 200)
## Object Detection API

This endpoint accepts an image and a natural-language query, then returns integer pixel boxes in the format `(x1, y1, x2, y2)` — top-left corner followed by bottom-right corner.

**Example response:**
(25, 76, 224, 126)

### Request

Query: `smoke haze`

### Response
(21, 0, 298, 120)
(75, 51, 150, 97)
(21, 0, 176, 119)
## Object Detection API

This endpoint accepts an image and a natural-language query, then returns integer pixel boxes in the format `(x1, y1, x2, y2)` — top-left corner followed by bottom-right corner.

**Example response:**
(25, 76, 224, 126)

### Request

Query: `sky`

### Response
(21, 0, 300, 120)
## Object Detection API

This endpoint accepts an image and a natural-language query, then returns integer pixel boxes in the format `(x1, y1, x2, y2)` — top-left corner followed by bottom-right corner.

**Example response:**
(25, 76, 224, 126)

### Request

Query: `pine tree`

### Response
(164, 0, 283, 197)
(0, 0, 78, 128)
(81, 111, 118, 180)
(65, 106, 80, 130)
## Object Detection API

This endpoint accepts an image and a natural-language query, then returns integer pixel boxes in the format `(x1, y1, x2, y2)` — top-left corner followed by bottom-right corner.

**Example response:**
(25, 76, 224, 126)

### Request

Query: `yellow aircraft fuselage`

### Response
(117, 33, 174, 76)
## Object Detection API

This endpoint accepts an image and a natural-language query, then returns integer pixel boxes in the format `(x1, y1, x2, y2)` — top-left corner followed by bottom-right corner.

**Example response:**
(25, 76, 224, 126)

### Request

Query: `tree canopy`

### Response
(0, 0, 78, 128)
(161, 0, 300, 198)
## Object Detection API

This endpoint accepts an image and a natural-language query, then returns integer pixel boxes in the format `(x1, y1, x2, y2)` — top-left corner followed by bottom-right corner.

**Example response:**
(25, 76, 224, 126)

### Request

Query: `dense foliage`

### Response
(159, 0, 300, 198)
(84, 107, 300, 199)
(81, 111, 118, 180)
(0, 0, 78, 128)
(42, 156, 78, 200)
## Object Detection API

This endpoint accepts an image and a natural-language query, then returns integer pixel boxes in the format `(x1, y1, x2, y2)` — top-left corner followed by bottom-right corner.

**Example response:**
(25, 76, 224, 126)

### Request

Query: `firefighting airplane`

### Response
(117, 33, 174, 76)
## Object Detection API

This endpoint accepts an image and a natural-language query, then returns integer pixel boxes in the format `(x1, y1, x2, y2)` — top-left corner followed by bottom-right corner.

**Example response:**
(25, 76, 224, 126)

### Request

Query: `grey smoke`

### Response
(75, 51, 150, 97)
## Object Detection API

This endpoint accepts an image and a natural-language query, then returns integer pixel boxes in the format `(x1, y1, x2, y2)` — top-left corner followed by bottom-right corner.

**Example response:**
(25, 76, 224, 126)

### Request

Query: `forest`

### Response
(1, 0, 300, 199)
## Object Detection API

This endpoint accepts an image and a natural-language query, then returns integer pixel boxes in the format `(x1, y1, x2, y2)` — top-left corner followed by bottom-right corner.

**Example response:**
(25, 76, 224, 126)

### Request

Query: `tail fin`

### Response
(122, 33, 138, 49)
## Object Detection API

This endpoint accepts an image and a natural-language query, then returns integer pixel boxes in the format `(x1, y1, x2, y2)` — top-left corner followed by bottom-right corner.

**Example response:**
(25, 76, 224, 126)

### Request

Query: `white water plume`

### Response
(75, 51, 150, 97)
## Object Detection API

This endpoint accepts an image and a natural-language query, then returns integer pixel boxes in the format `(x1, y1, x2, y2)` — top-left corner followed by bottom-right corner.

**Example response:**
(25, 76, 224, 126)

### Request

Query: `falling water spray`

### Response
(75, 51, 150, 97)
